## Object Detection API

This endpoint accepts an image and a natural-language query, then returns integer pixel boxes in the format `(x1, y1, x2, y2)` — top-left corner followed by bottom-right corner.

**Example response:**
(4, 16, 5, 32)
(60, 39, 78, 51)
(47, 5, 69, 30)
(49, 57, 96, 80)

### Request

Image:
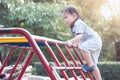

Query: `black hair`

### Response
(62, 5, 80, 17)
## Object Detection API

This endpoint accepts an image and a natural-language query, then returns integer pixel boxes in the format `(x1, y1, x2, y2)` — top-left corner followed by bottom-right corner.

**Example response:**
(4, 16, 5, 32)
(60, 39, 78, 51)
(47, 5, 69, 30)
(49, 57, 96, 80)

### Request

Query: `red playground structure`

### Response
(0, 28, 93, 80)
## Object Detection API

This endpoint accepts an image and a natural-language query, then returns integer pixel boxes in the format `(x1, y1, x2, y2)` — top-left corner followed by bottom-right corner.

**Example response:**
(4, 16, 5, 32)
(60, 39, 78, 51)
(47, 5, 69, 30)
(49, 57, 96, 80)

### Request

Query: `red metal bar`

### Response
(0, 47, 15, 74)
(72, 47, 84, 64)
(45, 41, 69, 80)
(55, 44, 78, 80)
(17, 50, 34, 80)
(72, 47, 94, 80)
(54, 66, 82, 70)
(65, 46, 86, 80)
(8, 48, 26, 79)
(33, 35, 65, 45)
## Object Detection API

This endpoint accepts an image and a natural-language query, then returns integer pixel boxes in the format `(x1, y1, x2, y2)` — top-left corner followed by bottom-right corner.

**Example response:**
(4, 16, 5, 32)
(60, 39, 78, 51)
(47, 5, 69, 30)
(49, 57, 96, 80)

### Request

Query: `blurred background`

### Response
(0, 0, 120, 79)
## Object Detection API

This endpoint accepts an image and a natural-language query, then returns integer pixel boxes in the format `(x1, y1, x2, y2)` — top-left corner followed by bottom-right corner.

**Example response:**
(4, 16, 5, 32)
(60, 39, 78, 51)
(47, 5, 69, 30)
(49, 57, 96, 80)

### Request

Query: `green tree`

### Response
(1, 0, 70, 39)
(0, 0, 72, 64)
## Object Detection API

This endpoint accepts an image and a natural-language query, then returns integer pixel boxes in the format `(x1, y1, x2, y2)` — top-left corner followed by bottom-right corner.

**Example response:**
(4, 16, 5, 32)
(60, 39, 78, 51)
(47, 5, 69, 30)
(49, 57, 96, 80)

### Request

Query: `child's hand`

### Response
(73, 43, 79, 47)
(66, 40, 73, 47)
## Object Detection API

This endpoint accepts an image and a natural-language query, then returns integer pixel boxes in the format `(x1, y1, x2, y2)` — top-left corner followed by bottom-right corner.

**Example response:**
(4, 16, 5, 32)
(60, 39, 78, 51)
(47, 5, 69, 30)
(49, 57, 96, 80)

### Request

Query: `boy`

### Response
(62, 5, 102, 80)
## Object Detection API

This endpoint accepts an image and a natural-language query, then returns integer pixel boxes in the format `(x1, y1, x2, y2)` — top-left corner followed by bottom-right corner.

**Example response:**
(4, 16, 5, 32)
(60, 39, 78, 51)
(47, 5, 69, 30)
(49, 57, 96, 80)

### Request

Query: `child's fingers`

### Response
(66, 40, 72, 47)
(73, 43, 79, 47)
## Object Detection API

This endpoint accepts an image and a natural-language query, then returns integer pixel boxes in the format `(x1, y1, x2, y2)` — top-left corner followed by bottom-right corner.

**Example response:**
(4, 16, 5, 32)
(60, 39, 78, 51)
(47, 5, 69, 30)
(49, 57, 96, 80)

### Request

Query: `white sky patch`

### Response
(100, 0, 120, 20)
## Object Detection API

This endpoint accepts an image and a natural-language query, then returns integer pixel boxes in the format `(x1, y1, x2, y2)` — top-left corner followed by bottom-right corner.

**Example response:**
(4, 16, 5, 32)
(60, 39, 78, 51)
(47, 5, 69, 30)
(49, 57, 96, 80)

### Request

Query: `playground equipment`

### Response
(0, 28, 93, 80)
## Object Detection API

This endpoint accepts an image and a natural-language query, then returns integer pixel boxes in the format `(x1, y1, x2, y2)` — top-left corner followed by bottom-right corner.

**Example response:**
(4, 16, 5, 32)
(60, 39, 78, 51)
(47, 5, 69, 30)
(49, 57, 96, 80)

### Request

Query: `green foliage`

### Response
(6, 1, 60, 28)
(32, 62, 47, 76)
(1, 0, 71, 40)
(98, 62, 120, 80)
(31, 67, 38, 75)
(32, 61, 120, 80)
(0, 1, 9, 26)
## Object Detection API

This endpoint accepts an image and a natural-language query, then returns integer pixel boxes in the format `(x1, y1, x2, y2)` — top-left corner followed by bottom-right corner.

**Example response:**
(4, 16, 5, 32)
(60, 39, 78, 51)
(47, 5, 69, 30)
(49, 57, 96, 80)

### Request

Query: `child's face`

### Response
(62, 12, 77, 26)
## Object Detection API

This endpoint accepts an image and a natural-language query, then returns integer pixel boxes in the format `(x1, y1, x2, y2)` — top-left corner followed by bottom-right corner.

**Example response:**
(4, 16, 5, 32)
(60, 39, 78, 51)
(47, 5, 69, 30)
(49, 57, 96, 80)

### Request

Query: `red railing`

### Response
(0, 28, 93, 80)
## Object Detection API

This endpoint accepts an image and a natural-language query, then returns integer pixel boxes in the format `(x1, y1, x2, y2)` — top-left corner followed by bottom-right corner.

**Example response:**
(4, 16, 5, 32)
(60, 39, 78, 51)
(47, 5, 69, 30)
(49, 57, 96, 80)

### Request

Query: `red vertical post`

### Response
(17, 50, 34, 80)
(55, 44, 78, 80)
(45, 41, 69, 80)
(72, 47, 94, 80)
(0, 47, 15, 74)
(8, 48, 26, 79)
(72, 47, 84, 64)
(65, 46, 86, 80)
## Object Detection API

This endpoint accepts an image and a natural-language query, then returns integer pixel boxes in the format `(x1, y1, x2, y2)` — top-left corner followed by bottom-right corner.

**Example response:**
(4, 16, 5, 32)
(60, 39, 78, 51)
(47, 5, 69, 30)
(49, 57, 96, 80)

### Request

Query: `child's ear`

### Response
(73, 13, 77, 18)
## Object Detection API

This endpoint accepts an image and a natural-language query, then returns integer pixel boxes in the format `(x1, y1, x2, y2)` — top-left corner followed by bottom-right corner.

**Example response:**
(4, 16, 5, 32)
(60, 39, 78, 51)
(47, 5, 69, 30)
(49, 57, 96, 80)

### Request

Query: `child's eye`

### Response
(65, 17, 67, 19)
(64, 17, 67, 20)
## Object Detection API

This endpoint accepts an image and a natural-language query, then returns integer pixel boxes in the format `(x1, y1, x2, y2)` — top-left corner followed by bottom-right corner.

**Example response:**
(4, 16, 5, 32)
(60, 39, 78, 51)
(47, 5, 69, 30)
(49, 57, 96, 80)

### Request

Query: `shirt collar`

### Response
(70, 17, 79, 28)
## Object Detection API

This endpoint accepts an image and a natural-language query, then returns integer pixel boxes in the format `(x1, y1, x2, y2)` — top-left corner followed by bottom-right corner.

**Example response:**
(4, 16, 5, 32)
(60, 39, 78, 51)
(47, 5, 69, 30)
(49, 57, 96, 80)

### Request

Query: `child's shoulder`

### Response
(74, 18, 85, 26)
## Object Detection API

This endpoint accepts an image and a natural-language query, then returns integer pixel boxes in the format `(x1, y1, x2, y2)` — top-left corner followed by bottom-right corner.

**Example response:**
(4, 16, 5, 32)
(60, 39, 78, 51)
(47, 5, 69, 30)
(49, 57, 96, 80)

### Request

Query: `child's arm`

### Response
(67, 34, 83, 47)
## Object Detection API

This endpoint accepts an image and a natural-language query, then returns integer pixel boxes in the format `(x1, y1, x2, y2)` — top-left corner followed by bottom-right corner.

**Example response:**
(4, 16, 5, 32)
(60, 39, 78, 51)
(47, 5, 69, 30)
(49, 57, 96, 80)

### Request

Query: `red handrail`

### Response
(0, 28, 93, 80)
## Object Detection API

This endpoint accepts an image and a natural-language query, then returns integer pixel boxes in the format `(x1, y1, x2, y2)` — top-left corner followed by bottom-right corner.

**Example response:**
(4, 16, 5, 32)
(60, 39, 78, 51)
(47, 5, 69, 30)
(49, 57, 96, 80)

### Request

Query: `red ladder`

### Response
(0, 28, 93, 80)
